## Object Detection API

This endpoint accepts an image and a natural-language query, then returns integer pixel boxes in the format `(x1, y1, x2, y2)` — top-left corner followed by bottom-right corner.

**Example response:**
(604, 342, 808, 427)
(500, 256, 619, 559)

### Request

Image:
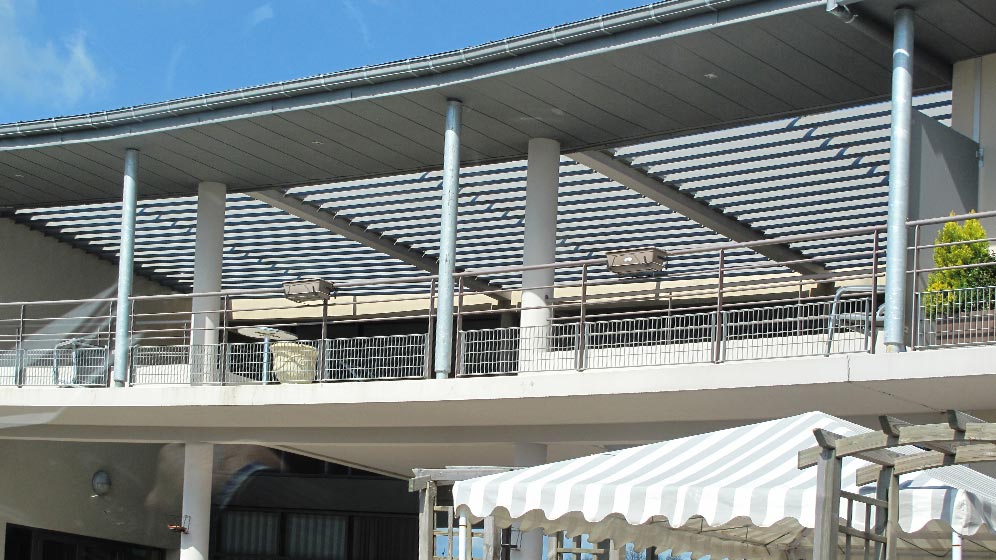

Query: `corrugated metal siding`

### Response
(218, 510, 280, 556)
(285, 513, 348, 559)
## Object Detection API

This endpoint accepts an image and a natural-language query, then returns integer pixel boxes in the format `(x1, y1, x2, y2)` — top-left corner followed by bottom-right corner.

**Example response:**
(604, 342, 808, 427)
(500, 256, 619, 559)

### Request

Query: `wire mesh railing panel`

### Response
(459, 327, 520, 376)
(322, 334, 426, 381)
(584, 312, 715, 369)
(0, 350, 19, 386)
(15, 347, 109, 387)
(224, 341, 279, 384)
(724, 298, 871, 362)
(130, 344, 226, 385)
(458, 325, 576, 376)
(915, 285, 996, 348)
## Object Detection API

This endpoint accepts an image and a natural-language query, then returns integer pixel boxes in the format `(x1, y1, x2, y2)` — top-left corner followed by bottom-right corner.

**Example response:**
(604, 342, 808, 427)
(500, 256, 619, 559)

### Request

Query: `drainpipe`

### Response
(112, 149, 139, 386)
(883, 7, 915, 352)
(434, 99, 462, 378)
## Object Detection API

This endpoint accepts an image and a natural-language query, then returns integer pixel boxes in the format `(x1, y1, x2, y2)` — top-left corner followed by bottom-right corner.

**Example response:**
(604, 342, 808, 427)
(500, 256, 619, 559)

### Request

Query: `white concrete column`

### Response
(519, 139, 560, 373)
(180, 442, 213, 560)
(190, 182, 226, 380)
(511, 442, 547, 560)
(952, 53, 996, 229)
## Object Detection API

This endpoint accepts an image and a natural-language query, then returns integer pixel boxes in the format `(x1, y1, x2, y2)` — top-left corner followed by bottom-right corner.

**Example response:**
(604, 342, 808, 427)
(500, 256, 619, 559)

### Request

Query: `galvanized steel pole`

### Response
(883, 7, 915, 351)
(112, 148, 139, 387)
(434, 99, 461, 379)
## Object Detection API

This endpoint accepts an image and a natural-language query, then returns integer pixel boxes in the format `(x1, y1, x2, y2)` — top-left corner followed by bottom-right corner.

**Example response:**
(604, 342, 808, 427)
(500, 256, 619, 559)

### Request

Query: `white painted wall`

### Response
(952, 54, 996, 226)
(0, 440, 181, 560)
(0, 218, 174, 303)
(0, 218, 187, 349)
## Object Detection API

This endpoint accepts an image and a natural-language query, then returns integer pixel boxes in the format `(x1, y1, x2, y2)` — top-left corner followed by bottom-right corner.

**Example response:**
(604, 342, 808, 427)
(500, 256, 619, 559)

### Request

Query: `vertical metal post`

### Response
(14, 305, 25, 386)
(910, 224, 921, 349)
(458, 515, 471, 560)
(221, 295, 230, 384)
(576, 264, 588, 371)
(128, 303, 137, 386)
(883, 7, 915, 352)
(434, 99, 462, 379)
(424, 279, 437, 379)
(713, 249, 725, 363)
(112, 148, 140, 387)
(454, 277, 465, 377)
(869, 231, 880, 353)
(320, 298, 329, 381)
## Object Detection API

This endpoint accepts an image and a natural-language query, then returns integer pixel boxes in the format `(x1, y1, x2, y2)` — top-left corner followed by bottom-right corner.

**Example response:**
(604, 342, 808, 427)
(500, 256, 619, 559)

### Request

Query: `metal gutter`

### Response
(0, 0, 796, 140)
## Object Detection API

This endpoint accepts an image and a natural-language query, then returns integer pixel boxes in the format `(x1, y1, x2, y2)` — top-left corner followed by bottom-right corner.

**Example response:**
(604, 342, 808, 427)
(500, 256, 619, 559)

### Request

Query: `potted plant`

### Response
(922, 215, 996, 344)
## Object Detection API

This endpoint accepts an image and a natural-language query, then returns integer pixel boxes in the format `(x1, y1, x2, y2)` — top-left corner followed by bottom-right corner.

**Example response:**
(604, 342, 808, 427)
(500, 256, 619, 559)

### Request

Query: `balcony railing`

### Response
(1, 212, 994, 388)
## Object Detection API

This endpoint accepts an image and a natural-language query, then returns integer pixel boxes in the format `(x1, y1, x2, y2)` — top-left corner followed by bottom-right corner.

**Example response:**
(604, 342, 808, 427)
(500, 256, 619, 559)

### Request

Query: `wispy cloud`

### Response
(165, 42, 185, 92)
(341, 0, 371, 48)
(246, 3, 274, 30)
(0, 0, 107, 114)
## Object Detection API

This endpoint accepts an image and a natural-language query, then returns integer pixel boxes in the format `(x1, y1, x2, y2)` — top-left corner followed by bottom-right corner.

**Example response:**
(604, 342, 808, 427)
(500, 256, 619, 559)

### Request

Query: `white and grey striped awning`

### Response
(453, 411, 996, 559)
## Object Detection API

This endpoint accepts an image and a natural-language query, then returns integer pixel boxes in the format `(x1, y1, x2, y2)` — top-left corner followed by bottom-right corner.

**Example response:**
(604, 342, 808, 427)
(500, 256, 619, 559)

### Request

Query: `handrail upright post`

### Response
(127, 301, 136, 386)
(714, 249, 725, 363)
(424, 279, 437, 379)
(454, 277, 465, 377)
(319, 298, 329, 382)
(910, 224, 921, 350)
(221, 295, 230, 384)
(15, 305, 25, 387)
(576, 264, 588, 371)
(869, 231, 880, 353)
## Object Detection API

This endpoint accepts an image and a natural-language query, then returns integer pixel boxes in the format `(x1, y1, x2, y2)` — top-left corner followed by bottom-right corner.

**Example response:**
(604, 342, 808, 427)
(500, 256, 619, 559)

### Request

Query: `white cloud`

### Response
(0, 0, 107, 114)
(165, 42, 186, 92)
(246, 3, 275, 30)
(341, 0, 371, 48)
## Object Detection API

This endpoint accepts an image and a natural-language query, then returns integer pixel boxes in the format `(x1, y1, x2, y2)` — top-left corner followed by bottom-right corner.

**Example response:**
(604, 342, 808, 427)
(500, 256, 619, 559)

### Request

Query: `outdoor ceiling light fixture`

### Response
(283, 278, 335, 303)
(91, 470, 111, 497)
(605, 247, 667, 274)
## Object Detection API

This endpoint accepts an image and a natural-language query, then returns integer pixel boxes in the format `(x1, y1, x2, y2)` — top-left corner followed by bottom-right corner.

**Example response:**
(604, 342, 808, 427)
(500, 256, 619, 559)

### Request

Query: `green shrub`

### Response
(923, 216, 996, 316)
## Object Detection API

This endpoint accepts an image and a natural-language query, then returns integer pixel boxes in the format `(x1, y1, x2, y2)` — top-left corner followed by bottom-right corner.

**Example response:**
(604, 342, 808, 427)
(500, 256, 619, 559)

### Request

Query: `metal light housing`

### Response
(605, 248, 667, 274)
(283, 278, 335, 303)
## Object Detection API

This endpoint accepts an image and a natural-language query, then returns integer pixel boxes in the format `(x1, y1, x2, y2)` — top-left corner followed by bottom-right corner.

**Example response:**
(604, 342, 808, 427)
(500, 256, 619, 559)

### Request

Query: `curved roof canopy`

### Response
(1, 0, 992, 209)
(12, 93, 951, 292)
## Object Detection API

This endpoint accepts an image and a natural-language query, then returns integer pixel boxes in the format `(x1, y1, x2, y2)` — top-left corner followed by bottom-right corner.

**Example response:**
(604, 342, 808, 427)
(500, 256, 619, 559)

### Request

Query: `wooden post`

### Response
(885, 472, 899, 560)
(545, 533, 560, 560)
(813, 442, 842, 560)
(874, 467, 893, 560)
(419, 481, 437, 560)
(483, 517, 502, 560)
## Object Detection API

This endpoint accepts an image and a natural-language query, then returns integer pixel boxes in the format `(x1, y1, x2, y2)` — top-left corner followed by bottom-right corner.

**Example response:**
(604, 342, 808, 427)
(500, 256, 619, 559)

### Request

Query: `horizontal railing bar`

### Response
(907, 209, 996, 227)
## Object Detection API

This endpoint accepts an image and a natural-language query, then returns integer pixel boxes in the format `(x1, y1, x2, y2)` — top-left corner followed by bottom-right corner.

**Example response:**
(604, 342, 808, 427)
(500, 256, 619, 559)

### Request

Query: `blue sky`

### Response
(0, 0, 641, 124)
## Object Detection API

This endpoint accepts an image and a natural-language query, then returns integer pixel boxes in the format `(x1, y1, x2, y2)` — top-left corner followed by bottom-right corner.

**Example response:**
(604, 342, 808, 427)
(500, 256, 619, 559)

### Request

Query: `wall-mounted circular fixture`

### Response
(91, 470, 112, 496)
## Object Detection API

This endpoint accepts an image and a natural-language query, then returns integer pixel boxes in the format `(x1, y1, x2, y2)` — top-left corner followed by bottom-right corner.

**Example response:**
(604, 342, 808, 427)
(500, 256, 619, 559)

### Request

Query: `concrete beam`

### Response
(570, 150, 830, 277)
(251, 189, 508, 303)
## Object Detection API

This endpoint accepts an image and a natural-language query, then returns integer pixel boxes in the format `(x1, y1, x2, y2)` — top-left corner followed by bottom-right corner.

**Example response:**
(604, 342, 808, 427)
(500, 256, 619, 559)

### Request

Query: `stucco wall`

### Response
(0, 218, 174, 303)
(0, 440, 182, 560)
(0, 218, 189, 349)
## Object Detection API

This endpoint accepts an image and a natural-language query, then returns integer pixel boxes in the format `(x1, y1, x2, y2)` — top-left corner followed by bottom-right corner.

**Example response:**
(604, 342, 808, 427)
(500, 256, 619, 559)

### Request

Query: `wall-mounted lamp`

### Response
(605, 247, 668, 274)
(283, 278, 335, 303)
(91, 470, 111, 497)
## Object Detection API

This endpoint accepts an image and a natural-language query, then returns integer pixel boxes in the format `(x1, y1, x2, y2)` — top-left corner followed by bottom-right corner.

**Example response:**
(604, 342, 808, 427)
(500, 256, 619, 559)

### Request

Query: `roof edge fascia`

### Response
(0, 0, 822, 148)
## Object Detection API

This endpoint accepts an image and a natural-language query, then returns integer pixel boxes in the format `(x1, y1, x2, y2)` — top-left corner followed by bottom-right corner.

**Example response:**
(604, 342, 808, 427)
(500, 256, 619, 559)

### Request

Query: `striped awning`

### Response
(453, 411, 996, 559)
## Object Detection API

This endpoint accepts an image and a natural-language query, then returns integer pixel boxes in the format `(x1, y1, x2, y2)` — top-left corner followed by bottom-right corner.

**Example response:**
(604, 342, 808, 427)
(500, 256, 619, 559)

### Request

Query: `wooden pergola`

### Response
(798, 410, 995, 560)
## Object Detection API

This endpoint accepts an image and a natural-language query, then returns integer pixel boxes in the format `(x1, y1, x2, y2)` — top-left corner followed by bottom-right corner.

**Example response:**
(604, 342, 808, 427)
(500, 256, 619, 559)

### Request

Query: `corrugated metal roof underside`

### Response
(12, 92, 952, 294)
